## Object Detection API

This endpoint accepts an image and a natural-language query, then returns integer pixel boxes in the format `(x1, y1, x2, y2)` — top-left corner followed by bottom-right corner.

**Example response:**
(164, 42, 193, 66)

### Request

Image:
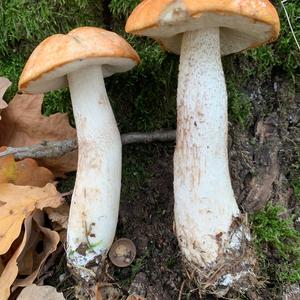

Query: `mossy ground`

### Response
(0, 0, 299, 299)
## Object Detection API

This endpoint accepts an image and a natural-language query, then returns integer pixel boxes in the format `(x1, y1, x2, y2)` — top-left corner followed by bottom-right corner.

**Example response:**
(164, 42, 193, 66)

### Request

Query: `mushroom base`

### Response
(183, 215, 258, 296)
(174, 28, 257, 293)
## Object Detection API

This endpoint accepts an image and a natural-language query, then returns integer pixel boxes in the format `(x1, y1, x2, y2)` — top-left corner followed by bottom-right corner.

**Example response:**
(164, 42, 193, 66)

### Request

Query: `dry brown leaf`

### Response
(0, 151, 16, 184)
(17, 284, 64, 300)
(0, 183, 62, 255)
(17, 211, 43, 276)
(13, 212, 60, 288)
(15, 158, 54, 187)
(17, 284, 65, 300)
(45, 202, 69, 242)
(0, 147, 54, 186)
(0, 258, 4, 276)
(45, 202, 69, 230)
(0, 216, 32, 300)
(0, 93, 77, 176)
(0, 212, 60, 299)
(0, 77, 11, 118)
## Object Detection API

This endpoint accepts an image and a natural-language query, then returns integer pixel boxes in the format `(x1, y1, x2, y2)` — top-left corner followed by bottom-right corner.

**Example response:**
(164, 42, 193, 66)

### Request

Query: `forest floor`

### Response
(45, 72, 300, 300)
(0, 2, 299, 300)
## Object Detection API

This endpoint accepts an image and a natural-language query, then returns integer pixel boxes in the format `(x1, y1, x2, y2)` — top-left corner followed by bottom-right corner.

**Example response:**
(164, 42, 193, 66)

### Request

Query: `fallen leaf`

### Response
(0, 147, 54, 186)
(0, 152, 16, 184)
(0, 211, 60, 299)
(0, 183, 62, 255)
(45, 202, 69, 242)
(0, 77, 11, 119)
(0, 258, 4, 275)
(17, 284, 65, 300)
(0, 93, 77, 175)
(15, 158, 54, 187)
(13, 212, 60, 288)
(45, 202, 69, 230)
(17, 211, 43, 276)
(0, 216, 32, 300)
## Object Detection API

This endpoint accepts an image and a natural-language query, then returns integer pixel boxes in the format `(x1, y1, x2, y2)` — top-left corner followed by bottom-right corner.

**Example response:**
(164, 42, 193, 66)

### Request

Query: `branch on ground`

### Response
(0, 130, 176, 160)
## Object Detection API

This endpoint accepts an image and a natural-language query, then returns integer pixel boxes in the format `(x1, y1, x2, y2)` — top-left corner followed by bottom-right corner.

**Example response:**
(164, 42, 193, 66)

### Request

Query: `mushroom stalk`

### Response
(174, 28, 244, 273)
(66, 65, 121, 279)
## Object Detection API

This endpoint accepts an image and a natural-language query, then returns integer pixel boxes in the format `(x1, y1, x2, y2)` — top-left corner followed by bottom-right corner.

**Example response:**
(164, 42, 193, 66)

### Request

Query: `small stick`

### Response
(178, 279, 186, 300)
(0, 130, 176, 160)
(281, 1, 300, 51)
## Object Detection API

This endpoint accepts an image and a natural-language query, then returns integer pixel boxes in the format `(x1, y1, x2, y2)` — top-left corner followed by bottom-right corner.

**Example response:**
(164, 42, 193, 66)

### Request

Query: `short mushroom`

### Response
(19, 27, 140, 281)
(109, 238, 137, 267)
(126, 0, 280, 291)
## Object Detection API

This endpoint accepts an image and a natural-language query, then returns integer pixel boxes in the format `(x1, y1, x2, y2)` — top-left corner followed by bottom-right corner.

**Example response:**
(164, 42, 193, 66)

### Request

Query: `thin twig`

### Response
(281, 0, 300, 51)
(178, 279, 186, 300)
(0, 130, 176, 160)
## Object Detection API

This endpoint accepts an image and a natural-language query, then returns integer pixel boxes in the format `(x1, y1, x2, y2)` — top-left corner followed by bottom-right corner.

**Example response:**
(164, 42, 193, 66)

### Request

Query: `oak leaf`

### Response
(17, 284, 65, 300)
(0, 93, 77, 175)
(0, 217, 32, 300)
(0, 147, 54, 186)
(0, 213, 60, 300)
(0, 77, 11, 119)
(45, 202, 69, 242)
(15, 158, 54, 187)
(45, 202, 69, 230)
(0, 183, 62, 255)
(0, 152, 16, 184)
(13, 212, 60, 288)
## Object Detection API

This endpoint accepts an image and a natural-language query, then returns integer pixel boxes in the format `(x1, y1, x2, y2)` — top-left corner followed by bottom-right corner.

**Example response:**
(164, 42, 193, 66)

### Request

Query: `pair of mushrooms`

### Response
(19, 0, 280, 292)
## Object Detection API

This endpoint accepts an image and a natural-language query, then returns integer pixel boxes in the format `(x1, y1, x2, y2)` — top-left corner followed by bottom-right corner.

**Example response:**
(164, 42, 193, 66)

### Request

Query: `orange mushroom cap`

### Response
(19, 27, 140, 93)
(126, 0, 280, 55)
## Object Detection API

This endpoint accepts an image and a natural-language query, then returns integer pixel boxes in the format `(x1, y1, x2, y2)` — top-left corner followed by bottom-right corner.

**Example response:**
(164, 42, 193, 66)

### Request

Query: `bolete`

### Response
(19, 27, 140, 281)
(126, 0, 280, 291)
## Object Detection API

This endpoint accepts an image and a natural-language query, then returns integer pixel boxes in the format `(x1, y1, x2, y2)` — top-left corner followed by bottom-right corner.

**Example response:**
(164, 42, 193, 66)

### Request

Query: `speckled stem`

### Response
(66, 65, 121, 281)
(174, 28, 242, 271)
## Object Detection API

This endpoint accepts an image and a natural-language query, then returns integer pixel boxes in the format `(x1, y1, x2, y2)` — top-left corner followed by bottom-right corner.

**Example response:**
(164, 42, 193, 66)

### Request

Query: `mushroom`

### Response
(126, 0, 280, 291)
(19, 27, 140, 281)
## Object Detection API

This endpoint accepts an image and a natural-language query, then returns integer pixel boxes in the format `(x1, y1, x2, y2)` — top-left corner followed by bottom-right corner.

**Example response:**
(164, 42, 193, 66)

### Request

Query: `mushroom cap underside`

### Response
(19, 27, 140, 93)
(125, 0, 280, 55)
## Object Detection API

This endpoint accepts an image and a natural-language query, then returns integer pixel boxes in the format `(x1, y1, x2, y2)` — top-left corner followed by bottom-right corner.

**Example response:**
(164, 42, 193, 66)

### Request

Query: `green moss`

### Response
(121, 144, 154, 202)
(251, 204, 300, 284)
(244, 0, 300, 79)
(0, 54, 25, 100)
(106, 31, 178, 132)
(0, 0, 103, 57)
(43, 89, 74, 125)
(57, 173, 76, 193)
(292, 179, 300, 203)
(227, 77, 252, 127)
(109, 0, 139, 18)
(292, 148, 300, 203)
(0, 0, 103, 115)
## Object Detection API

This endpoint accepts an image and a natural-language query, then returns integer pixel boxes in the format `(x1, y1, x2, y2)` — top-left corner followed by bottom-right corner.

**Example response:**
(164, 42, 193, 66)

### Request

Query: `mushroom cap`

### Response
(19, 27, 140, 93)
(108, 238, 136, 268)
(125, 0, 280, 56)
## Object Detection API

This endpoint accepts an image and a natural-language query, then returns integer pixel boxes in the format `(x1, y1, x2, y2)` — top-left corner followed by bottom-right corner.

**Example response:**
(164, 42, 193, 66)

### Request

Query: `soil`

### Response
(45, 73, 299, 300)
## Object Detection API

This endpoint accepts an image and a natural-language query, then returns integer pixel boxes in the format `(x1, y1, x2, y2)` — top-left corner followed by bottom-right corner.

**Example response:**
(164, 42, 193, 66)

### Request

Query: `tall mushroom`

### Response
(19, 27, 140, 282)
(126, 0, 280, 292)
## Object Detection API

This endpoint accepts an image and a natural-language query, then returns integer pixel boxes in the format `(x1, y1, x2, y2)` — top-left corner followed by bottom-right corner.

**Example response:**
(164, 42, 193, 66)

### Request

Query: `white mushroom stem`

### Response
(66, 65, 121, 279)
(174, 28, 245, 274)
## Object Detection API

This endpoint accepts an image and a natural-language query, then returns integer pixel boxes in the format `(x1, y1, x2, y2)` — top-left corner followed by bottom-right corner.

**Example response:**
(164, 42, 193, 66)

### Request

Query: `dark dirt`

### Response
(45, 74, 299, 300)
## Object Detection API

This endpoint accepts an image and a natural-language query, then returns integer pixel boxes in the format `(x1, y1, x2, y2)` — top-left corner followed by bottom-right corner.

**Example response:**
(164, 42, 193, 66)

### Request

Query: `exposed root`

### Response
(68, 254, 108, 299)
(181, 215, 261, 298)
